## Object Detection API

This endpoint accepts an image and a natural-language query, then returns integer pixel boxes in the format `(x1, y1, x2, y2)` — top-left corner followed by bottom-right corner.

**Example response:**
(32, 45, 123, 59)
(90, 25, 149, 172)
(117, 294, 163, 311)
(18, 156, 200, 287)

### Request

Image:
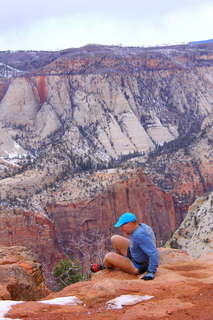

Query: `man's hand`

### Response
(141, 272, 155, 280)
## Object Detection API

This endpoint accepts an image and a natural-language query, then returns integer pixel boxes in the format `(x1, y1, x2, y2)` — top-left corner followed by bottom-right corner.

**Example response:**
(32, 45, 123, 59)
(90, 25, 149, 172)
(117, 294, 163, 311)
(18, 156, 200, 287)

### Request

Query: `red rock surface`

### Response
(46, 169, 180, 250)
(6, 248, 213, 320)
(0, 169, 179, 278)
(0, 246, 50, 301)
(40, 48, 194, 75)
(0, 210, 64, 271)
(146, 157, 213, 220)
(35, 76, 48, 104)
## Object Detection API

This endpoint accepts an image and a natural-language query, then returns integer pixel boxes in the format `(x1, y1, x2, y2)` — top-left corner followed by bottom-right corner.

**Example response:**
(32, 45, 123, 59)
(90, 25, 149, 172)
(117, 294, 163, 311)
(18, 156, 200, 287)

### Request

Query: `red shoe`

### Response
(90, 264, 105, 273)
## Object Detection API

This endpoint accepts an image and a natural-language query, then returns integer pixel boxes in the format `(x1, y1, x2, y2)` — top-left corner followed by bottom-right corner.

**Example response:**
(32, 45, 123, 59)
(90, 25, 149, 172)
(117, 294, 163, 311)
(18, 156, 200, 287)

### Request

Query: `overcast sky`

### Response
(0, 0, 213, 51)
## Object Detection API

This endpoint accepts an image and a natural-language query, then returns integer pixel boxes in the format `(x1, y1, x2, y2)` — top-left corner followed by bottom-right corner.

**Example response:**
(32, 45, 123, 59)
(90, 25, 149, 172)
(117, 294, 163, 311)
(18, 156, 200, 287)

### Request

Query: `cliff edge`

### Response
(5, 248, 213, 320)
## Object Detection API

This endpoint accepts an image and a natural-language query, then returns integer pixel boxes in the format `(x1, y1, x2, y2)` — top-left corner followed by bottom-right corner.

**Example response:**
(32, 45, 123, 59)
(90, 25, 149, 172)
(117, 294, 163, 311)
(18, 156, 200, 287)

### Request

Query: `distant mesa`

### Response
(189, 38, 213, 45)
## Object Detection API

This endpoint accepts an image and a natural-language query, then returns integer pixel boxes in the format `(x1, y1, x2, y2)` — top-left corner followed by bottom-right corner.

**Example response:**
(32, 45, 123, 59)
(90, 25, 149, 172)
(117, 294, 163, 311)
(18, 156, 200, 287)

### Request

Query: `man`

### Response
(90, 212, 159, 280)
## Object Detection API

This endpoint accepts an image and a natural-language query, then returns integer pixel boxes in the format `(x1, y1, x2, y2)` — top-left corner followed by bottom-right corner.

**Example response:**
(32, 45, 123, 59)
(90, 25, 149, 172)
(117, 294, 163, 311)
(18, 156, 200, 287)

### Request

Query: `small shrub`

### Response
(194, 215, 199, 229)
(203, 238, 210, 244)
(170, 238, 179, 249)
(53, 256, 82, 291)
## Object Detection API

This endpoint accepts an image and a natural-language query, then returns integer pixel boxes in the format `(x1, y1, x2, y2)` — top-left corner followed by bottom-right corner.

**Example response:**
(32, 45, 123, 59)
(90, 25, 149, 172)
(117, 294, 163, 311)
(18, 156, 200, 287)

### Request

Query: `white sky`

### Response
(0, 0, 213, 51)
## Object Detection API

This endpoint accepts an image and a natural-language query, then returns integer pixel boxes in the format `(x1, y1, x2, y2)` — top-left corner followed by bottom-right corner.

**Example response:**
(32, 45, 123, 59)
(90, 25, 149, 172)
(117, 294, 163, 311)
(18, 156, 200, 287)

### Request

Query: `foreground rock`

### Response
(6, 248, 213, 320)
(0, 246, 50, 301)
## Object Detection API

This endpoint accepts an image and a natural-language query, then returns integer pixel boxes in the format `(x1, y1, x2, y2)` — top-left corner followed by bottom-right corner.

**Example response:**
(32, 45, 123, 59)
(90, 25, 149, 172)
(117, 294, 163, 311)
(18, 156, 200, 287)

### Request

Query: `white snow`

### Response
(0, 300, 23, 320)
(0, 297, 82, 319)
(39, 296, 82, 305)
(14, 142, 21, 150)
(4, 151, 18, 159)
(106, 294, 154, 309)
(3, 142, 27, 160)
(0, 295, 154, 318)
(0, 63, 26, 78)
(0, 157, 18, 166)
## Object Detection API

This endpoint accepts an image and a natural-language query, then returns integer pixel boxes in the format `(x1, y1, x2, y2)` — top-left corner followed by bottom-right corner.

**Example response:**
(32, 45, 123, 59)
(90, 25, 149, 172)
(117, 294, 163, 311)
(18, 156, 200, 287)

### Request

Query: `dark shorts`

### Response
(126, 247, 148, 273)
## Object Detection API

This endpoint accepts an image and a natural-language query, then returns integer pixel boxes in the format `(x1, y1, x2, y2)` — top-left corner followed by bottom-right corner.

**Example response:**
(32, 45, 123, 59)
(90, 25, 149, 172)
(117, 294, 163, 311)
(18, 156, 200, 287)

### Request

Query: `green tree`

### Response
(194, 215, 199, 229)
(53, 256, 82, 291)
(170, 238, 179, 249)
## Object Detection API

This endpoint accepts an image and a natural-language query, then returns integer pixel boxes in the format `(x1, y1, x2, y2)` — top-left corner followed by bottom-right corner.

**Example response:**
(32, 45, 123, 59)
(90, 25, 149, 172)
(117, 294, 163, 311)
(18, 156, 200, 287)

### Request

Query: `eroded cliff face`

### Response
(166, 190, 213, 258)
(0, 168, 179, 276)
(45, 169, 179, 249)
(0, 246, 50, 300)
(142, 110, 213, 211)
(1, 44, 213, 161)
(0, 208, 64, 271)
(0, 44, 213, 275)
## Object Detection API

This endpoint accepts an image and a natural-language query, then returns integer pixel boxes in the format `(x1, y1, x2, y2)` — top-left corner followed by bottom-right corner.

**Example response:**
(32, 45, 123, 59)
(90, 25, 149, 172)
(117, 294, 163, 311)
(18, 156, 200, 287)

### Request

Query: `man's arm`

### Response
(138, 233, 159, 274)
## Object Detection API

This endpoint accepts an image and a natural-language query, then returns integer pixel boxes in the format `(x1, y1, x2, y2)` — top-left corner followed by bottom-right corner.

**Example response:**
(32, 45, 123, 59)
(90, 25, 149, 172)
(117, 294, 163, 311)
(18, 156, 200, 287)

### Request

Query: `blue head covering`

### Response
(114, 212, 136, 227)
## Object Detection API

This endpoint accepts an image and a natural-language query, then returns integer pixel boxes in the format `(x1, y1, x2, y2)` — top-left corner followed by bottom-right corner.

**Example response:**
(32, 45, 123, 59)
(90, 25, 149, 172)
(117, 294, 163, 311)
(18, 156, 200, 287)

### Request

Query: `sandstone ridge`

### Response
(0, 246, 50, 301)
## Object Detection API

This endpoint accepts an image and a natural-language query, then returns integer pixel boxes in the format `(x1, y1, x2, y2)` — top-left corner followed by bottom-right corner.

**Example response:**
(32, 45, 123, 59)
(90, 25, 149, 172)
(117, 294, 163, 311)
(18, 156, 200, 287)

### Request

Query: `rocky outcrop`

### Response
(0, 209, 64, 272)
(0, 124, 27, 158)
(5, 248, 213, 320)
(166, 191, 213, 258)
(0, 246, 50, 301)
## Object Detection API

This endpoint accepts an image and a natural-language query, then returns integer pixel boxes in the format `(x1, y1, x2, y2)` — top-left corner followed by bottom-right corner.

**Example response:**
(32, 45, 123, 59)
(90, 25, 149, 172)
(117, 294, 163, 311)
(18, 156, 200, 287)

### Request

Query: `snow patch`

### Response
(3, 140, 28, 160)
(0, 157, 19, 167)
(14, 142, 21, 150)
(39, 296, 82, 305)
(0, 63, 26, 78)
(0, 295, 153, 318)
(0, 300, 23, 320)
(106, 294, 154, 309)
(4, 151, 19, 159)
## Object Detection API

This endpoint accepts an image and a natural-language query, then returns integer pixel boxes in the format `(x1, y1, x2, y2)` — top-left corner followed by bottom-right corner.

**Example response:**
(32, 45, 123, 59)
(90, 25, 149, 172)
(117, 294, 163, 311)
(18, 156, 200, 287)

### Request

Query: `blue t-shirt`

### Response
(129, 223, 159, 273)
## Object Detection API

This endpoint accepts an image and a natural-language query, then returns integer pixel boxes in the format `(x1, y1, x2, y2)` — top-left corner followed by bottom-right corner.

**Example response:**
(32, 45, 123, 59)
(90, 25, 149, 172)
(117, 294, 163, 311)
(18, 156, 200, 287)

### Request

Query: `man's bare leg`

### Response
(103, 252, 139, 274)
(111, 235, 130, 256)
(103, 235, 139, 275)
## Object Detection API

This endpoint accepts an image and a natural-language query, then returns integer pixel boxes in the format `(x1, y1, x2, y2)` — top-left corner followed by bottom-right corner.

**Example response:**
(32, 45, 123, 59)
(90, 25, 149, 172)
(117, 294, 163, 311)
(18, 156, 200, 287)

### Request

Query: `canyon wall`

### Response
(0, 168, 179, 273)
(0, 208, 64, 271)
(46, 169, 179, 248)
(0, 44, 213, 273)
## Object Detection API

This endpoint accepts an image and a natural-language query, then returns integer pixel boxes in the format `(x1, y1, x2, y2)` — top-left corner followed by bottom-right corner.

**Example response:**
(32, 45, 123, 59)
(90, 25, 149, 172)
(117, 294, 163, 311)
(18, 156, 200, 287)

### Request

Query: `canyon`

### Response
(0, 42, 213, 283)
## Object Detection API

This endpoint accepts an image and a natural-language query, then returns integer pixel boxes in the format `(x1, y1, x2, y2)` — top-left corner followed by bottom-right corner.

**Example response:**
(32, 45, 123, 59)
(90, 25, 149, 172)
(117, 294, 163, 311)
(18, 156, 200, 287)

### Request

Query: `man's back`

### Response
(129, 223, 159, 273)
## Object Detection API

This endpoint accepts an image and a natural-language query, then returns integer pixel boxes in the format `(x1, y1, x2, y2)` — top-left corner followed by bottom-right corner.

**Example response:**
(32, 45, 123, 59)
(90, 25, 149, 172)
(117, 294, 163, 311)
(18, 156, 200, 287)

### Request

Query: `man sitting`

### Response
(90, 212, 159, 280)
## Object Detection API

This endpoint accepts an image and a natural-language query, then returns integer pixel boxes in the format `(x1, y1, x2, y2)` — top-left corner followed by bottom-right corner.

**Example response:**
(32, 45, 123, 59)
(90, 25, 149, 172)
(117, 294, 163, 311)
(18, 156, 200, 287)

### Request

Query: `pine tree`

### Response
(53, 256, 82, 291)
